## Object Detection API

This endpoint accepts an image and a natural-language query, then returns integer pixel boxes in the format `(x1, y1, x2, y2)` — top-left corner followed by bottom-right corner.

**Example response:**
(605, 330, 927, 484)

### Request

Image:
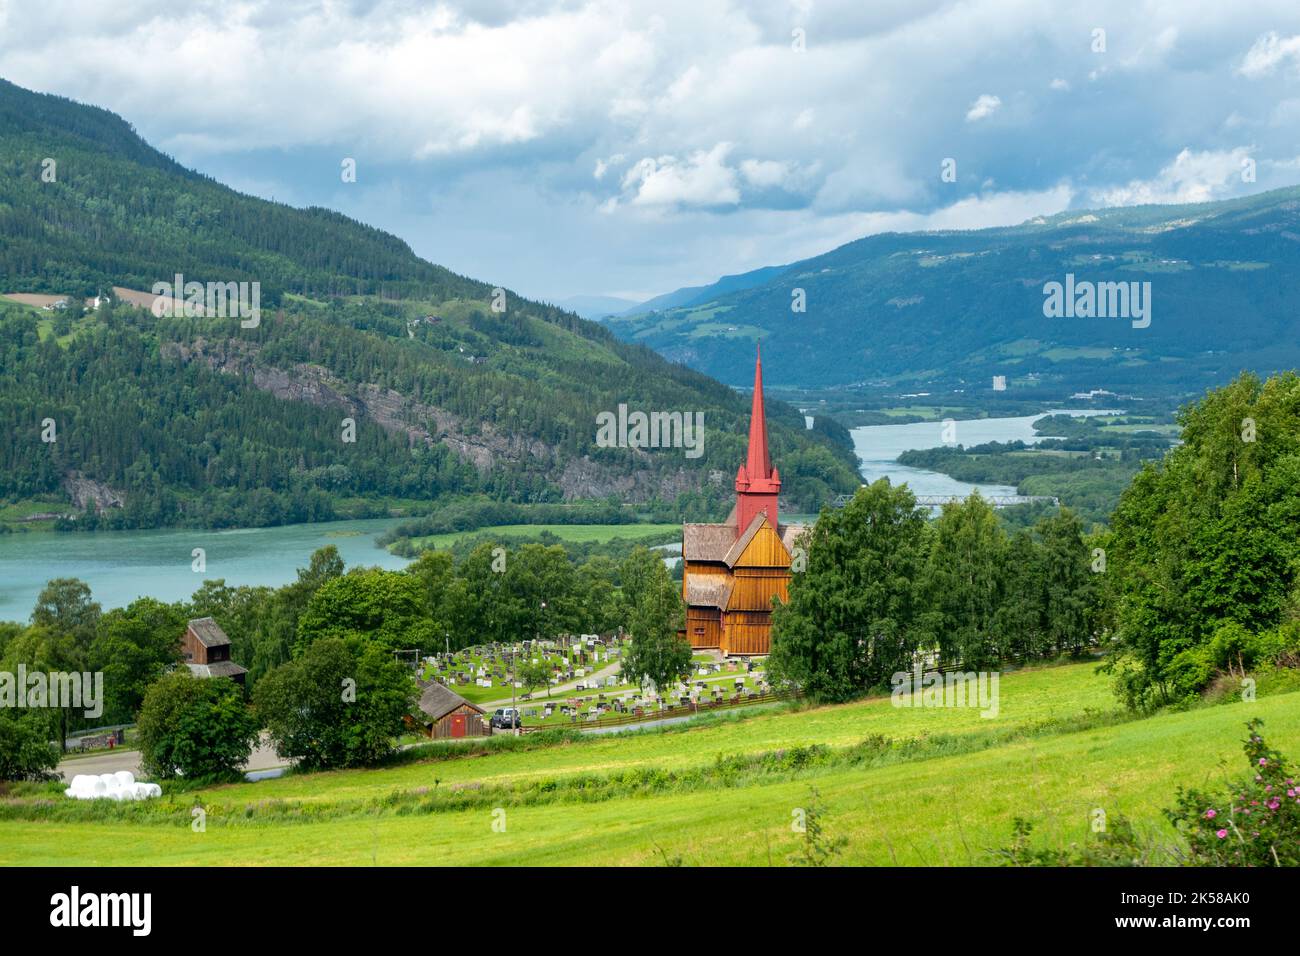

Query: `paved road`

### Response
(57, 734, 288, 782)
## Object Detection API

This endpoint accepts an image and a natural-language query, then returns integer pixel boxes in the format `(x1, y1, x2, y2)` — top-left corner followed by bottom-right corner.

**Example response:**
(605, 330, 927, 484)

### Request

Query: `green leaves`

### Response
(136, 671, 258, 782)
(1107, 372, 1300, 706)
(617, 547, 689, 693)
(253, 637, 417, 771)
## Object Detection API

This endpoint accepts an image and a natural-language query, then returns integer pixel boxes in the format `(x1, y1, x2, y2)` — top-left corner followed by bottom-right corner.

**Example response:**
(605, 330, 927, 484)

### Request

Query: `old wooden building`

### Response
(181, 617, 248, 685)
(680, 346, 805, 656)
(418, 682, 488, 739)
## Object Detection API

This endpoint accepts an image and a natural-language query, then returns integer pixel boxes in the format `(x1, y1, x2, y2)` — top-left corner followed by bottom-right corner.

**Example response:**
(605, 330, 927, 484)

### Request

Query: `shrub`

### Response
(0, 709, 59, 782)
(1166, 718, 1300, 866)
(993, 719, 1300, 866)
(136, 671, 260, 782)
(254, 637, 417, 770)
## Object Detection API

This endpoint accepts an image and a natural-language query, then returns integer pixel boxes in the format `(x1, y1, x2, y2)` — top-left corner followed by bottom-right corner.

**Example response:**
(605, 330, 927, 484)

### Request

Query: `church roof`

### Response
(722, 512, 769, 566)
(780, 524, 808, 553)
(684, 577, 734, 610)
(684, 514, 807, 570)
(683, 523, 738, 563)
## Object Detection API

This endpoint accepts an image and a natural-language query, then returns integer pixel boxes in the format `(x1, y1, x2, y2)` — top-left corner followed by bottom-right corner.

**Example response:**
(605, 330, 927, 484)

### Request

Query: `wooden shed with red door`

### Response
(418, 682, 488, 739)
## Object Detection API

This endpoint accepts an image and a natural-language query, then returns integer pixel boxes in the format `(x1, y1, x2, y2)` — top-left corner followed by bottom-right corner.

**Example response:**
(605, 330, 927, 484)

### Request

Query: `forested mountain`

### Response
(0, 79, 859, 529)
(605, 188, 1300, 395)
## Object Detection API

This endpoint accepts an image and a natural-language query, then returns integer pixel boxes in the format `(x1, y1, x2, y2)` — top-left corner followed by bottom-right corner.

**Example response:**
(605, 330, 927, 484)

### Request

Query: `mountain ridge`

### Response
(0, 78, 860, 529)
(603, 186, 1300, 395)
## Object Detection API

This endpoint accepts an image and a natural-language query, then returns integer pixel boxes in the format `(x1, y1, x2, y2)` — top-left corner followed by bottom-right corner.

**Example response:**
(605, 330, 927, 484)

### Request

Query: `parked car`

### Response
(491, 708, 522, 730)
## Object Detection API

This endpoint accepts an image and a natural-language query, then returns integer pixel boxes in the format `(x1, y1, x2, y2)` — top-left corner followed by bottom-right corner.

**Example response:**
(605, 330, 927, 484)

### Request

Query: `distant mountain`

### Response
(602, 189, 1300, 395)
(0, 78, 860, 529)
(554, 294, 642, 319)
(621, 264, 792, 317)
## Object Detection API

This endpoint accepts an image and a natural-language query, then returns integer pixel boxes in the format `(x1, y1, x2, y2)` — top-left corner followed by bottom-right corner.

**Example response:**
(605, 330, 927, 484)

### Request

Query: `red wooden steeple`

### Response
(735, 343, 780, 534)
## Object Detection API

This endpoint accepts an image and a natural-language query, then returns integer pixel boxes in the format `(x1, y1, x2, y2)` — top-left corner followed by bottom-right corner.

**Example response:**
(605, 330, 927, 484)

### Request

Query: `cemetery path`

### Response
(480, 660, 622, 708)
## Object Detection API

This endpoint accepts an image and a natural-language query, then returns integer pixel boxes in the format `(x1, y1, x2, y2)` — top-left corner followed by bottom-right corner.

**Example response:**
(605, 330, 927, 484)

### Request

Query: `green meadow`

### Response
(3, 662, 1293, 866)
(406, 523, 680, 551)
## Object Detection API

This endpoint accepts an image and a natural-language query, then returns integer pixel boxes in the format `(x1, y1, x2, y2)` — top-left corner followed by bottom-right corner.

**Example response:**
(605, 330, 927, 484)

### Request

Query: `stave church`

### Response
(680, 345, 806, 656)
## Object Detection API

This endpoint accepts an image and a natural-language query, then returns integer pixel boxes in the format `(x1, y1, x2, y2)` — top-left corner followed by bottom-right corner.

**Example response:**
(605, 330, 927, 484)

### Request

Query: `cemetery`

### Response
(417, 635, 771, 728)
(420, 634, 627, 707)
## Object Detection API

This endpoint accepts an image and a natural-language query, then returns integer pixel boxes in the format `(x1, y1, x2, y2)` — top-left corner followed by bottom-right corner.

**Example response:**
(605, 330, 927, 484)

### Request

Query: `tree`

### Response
(3, 624, 85, 751)
(90, 598, 186, 724)
(296, 568, 438, 655)
(0, 709, 59, 781)
(617, 547, 689, 693)
(918, 492, 1006, 669)
(136, 671, 259, 781)
(505, 544, 579, 641)
(577, 556, 622, 636)
(1037, 509, 1098, 658)
(768, 480, 927, 702)
(517, 658, 553, 698)
(255, 637, 417, 770)
(31, 578, 101, 646)
(1106, 372, 1300, 707)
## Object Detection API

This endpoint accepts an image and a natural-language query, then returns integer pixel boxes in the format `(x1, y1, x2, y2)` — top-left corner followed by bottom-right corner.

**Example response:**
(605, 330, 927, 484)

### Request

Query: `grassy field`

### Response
(3, 661, 1294, 866)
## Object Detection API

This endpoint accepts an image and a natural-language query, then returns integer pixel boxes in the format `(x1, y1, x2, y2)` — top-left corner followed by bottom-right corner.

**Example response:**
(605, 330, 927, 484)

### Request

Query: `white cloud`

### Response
(622, 143, 741, 207)
(1239, 31, 1300, 78)
(1090, 147, 1255, 206)
(739, 158, 794, 188)
(965, 94, 1002, 122)
(4, 0, 1300, 301)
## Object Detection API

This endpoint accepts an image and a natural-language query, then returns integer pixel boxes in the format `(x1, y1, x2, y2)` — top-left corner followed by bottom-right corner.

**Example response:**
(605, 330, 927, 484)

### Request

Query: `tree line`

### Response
(770, 371, 1300, 710)
(0, 539, 684, 781)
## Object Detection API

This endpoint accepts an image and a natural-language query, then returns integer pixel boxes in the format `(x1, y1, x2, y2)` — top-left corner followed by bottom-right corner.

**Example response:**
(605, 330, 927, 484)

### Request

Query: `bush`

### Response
(254, 638, 417, 770)
(0, 710, 59, 782)
(136, 671, 260, 782)
(1166, 718, 1300, 866)
(1165, 645, 1214, 700)
(993, 720, 1300, 866)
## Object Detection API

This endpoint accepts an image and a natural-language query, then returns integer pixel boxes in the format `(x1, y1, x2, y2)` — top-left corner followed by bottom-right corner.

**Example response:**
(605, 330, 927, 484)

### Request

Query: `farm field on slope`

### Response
(182, 662, 1116, 805)
(3, 688, 1295, 866)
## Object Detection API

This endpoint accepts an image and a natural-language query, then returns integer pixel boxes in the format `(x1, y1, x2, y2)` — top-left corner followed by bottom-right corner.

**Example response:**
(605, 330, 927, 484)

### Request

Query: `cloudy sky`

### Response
(3, 0, 1300, 305)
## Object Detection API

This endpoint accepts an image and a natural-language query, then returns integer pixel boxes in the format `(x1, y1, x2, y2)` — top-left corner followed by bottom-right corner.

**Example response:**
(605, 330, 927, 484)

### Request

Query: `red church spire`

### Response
(735, 342, 780, 534)
(745, 342, 772, 479)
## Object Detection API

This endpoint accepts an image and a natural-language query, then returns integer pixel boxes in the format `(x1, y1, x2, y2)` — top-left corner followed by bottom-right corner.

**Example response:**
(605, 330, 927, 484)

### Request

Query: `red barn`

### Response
(418, 682, 488, 739)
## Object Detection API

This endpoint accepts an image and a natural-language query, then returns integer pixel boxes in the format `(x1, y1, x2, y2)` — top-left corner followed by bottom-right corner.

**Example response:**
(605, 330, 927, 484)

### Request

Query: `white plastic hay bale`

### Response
(63, 770, 162, 801)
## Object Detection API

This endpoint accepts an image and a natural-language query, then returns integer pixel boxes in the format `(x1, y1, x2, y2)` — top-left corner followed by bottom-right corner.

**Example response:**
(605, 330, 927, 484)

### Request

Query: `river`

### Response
(0, 409, 1117, 620)
(849, 408, 1118, 497)
(0, 518, 410, 622)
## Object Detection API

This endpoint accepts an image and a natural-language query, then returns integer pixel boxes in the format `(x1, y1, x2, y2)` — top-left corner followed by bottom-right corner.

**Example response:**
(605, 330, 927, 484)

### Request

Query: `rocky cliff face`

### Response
(162, 338, 704, 502)
(62, 472, 126, 512)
